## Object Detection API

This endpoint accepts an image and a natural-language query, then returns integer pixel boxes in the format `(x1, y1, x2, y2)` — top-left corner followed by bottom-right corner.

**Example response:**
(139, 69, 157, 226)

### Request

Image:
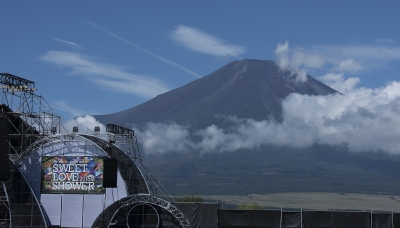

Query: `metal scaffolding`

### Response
(0, 73, 63, 227)
(0, 73, 64, 155)
(0, 73, 191, 227)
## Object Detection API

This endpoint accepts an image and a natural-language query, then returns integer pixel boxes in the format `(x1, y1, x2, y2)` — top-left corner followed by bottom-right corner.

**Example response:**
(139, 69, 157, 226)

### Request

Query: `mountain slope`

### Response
(94, 59, 400, 196)
(95, 59, 337, 129)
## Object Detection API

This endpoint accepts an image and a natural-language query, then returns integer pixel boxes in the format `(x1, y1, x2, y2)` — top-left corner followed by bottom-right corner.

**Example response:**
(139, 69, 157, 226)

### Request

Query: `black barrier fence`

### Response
(394, 213, 400, 228)
(302, 211, 370, 227)
(218, 210, 400, 228)
(218, 210, 281, 228)
(173, 203, 219, 228)
(172, 203, 400, 228)
(281, 212, 301, 228)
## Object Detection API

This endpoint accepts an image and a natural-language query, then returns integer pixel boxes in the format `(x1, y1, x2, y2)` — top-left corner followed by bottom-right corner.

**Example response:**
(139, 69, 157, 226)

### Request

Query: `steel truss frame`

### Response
(93, 194, 191, 228)
(79, 134, 150, 195)
(83, 133, 176, 203)
(0, 183, 11, 227)
(0, 161, 50, 228)
(0, 73, 63, 227)
(0, 73, 190, 228)
(9, 134, 107, 166)
(0, 73, 64, 157)
(116, 195, 191, 228)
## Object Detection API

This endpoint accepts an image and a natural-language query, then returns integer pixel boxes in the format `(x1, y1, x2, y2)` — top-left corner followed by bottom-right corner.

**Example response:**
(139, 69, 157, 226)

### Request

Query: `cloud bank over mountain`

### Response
(68, 41, 400, 155)
(70, 79, 400, 155)
(130, 80, 400, 155)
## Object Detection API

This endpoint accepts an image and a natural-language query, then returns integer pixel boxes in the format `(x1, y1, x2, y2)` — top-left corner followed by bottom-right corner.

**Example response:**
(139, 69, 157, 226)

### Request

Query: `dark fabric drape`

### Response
(170, 204, 397, 228)
(218, 209, 280, 228)
(172, 203, 218, 228)
(393, 213, 400, 228)
(303, 211, 370, 228)
(282, 212, 301, 228)
(372, 213, 392, 228)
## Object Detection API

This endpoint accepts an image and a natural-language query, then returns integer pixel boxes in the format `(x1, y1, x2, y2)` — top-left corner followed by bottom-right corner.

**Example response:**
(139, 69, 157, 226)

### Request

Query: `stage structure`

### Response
(0, 73, 190, 228)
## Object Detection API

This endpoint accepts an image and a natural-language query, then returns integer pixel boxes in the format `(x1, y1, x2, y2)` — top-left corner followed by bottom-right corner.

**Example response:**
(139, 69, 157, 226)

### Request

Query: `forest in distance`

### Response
(143, 144, 400, 197)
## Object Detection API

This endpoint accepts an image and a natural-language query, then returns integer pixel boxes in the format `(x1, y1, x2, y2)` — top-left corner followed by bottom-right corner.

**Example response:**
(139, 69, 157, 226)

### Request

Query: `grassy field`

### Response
(194, 192, 400, 212)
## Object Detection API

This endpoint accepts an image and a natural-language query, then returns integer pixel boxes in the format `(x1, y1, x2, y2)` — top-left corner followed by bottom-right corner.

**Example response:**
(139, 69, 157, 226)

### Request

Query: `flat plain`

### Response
(198, 193, 400, 212)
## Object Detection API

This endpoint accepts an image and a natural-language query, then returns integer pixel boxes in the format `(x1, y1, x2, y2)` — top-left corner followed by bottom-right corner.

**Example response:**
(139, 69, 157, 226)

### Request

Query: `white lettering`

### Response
(72, 182, 82, 190)
(59, 164, 68, 173)
(58, 182, 65, 190)
(89, 182, 94, 190)
(65, 182, 72, 190)
(53, 173, 58, 181)
(58, 173, 66, 181)
(51, 182, 97, 191)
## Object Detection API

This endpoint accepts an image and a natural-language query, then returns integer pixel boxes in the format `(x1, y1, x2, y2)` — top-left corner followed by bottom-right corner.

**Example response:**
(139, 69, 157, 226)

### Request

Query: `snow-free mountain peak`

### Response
(95, 59, 337, 129)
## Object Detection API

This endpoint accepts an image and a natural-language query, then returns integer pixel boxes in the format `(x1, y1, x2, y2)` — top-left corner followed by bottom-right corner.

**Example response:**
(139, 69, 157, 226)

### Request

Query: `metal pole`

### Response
(301, 207, 303, 228)
(370, 210, 372, 228)
(2, 182, 12, 228)
(280, 206, 282, 228)
(60, 194, 63, 227)
(82, 194, 84, 228)
(392, 211, 394, 228)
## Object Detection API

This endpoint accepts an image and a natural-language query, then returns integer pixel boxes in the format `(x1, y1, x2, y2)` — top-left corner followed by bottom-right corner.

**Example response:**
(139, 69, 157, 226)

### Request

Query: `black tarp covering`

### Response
(282, 212, 301, 228)
(303, 211, 371, 228)
(218, 210, 281, 228)
(372, 213, 392, 228)
(172, 203, 218, 228)
(394, 213, 400, 228)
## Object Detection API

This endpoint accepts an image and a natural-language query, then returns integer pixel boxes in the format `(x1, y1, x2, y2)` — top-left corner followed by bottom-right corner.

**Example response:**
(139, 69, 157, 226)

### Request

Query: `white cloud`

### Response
(131, 81, 400, 155)
(291, 51, 325, 68)
(374, 38, 395, 45)
(170, 25, 246, 58)
(40, 51, 169, 98)
(280, 83, 400, 154)
(53, 101, 86, 117)
(85, 20, 201, 78)
(312, 44, 400, 64)
(63, 115, 107, 134)
(275, 41, 290, 69)
(275, 41, 400, 79)
(334, 59, 363, 72)
(53, 38, 82, 50)
(318, 73, 360, 93)
(274, 41, 308, 82)
(134, 122, 193, 155)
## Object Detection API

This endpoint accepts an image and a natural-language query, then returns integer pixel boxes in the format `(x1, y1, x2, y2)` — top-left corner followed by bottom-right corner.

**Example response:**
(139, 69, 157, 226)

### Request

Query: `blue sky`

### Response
(1, 1, 400, 121)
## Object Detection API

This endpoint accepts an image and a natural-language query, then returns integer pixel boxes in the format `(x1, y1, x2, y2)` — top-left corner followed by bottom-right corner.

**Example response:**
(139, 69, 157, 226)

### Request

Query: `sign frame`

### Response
(41, 156, 106, 194)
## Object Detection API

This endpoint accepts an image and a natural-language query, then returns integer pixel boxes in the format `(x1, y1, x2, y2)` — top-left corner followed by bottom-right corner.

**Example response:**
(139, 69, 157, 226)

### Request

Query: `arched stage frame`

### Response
(0, 73, 191, 228)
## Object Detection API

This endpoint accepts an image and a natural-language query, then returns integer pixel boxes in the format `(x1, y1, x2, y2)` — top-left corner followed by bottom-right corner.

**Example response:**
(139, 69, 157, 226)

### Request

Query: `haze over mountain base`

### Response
(143, 145, 400, 196)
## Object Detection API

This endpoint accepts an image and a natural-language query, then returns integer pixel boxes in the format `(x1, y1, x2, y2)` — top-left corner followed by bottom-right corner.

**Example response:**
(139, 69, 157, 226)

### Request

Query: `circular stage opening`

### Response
(127, 203, 159, 228)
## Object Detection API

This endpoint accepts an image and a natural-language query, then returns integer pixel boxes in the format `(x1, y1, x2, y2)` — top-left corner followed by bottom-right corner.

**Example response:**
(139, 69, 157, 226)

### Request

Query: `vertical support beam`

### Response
(82, 194, 85, 228)
(1, 182, 12, 228)
(60, 194, 63, 227)
(371, 209, 372, 228)
(301, 207, 303, 228)
(392, 211, 394, 228)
